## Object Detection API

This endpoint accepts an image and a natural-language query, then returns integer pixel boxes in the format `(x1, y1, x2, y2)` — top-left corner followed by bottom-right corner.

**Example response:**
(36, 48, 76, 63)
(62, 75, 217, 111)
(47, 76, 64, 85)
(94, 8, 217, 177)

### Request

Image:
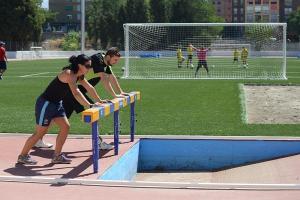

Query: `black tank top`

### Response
(41, 76, 70, 103)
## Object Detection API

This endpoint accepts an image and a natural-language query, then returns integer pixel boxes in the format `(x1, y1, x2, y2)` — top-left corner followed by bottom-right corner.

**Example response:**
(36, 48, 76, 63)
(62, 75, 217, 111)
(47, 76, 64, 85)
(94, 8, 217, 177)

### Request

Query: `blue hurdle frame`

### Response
(83, 92, 140, 173)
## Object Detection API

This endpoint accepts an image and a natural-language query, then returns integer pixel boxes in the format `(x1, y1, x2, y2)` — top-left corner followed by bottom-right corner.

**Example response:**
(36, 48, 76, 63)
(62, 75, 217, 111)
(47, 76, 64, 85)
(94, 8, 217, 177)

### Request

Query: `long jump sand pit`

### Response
(243, 85, 300, 124)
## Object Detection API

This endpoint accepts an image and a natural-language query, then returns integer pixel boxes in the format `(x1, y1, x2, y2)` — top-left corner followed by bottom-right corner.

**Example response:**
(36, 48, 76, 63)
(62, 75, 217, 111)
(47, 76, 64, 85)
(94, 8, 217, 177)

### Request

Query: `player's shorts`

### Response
(198, 60, 207, 68)
(178, 56, 185, 62)
(234, 58, 238, 61)
(241, 56, 247, 61)
(0, 61, 7, 69)
(188, 55, 193, 60)
(63, 92, 93, 118)
(35, 96, 66, 126)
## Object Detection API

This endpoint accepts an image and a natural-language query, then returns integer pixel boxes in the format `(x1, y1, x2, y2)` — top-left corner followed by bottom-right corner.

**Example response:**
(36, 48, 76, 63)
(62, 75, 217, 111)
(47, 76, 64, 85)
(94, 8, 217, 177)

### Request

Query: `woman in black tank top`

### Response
(18, 54, 105, 165)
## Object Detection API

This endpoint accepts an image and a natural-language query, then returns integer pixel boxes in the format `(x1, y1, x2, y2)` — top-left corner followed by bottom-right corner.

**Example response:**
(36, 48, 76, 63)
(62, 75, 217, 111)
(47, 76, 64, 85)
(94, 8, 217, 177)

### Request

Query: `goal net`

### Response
(123, 23, 286, 79)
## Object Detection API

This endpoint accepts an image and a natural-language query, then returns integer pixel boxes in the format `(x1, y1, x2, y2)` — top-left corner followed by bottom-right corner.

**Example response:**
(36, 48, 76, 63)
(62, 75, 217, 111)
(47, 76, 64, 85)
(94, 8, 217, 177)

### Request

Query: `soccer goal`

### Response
(123, 23, 287, 79)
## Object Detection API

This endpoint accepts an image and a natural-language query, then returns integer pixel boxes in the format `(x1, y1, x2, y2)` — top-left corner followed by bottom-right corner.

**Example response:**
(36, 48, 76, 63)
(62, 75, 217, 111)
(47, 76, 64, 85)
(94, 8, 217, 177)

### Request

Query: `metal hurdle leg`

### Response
(91, 121, 99, 173)
(130, 101, 135, 142)
(113, 110, 120, 155)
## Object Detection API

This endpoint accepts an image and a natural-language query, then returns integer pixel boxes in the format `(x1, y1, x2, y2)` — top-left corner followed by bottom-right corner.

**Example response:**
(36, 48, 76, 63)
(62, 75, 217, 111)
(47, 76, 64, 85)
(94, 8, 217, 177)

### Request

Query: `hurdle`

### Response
(82, 91, 140, 173)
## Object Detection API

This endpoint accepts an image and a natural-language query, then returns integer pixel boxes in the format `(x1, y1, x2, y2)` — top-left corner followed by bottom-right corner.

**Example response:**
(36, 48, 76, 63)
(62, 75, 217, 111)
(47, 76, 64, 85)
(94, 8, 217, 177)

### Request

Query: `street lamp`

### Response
(81, 0, 85, 53)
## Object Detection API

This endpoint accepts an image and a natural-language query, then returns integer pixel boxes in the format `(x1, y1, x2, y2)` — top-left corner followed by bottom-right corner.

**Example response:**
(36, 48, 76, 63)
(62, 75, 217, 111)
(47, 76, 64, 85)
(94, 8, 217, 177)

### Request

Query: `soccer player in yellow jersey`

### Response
(233, 48, 239, 64)
(241, 47, 249, 68)
(186, 43, 194, 68)
(176, 47, 185, 68)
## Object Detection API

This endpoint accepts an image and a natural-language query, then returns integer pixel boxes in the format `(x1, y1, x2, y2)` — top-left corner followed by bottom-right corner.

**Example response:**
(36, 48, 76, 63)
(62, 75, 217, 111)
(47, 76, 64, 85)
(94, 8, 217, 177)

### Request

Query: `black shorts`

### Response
(0, 61, 7, 69)
(234, 58, 238, 61)
(188, 55, 193, 60)
(198, 60, 207, 68)
(63, 92, 94, 118)
(35, 96, 66, 126)
(63, 77, 101, 118)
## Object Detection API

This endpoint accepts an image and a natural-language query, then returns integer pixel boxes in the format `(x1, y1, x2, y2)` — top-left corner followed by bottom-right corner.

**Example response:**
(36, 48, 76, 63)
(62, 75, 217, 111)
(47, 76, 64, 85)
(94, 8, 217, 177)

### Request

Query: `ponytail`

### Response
(63, 54, 91, 73)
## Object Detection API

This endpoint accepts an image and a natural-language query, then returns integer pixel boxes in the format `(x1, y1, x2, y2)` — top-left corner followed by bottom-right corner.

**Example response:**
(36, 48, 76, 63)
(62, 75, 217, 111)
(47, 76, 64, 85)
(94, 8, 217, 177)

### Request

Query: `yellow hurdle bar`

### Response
(82, 91, 140, 123)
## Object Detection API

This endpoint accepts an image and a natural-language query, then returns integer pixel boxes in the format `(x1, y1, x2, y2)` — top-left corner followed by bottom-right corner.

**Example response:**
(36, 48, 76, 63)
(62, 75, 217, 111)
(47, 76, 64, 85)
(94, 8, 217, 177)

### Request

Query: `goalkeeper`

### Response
(176, 47, 185, 68)
(241, 47, 249, 68)
(195, 46, 210, 77)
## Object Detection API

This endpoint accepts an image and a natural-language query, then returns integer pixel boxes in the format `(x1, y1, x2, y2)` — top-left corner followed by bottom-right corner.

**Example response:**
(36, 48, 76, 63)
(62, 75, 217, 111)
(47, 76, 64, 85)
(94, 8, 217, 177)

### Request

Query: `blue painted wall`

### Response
(99, 138, 300, 180)
(138, 139, 300, 171)
(99, 142, 140, 180)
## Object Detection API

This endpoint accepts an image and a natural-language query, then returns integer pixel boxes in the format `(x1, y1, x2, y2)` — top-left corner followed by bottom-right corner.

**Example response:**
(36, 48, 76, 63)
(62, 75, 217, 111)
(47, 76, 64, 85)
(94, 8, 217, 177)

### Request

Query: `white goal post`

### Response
(123, 23, 287, 80)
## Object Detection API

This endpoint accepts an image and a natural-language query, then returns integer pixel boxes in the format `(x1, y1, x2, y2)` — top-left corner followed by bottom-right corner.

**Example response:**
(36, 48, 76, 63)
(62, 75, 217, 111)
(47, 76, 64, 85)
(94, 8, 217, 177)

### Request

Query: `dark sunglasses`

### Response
(84, 63, 92, 68)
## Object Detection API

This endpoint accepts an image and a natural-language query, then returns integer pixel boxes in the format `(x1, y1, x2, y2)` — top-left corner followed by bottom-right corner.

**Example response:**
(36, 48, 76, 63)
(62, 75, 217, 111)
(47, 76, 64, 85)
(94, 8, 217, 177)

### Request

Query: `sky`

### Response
(42, 0, 49, 9)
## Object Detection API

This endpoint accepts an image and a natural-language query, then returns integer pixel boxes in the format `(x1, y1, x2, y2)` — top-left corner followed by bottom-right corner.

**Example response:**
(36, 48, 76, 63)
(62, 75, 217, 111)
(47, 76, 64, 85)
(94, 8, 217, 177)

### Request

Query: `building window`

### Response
(255, 5, 262, 12)
(64, 6, 73, 11)
(285, 7, 292, 14)
(262, 5, 269, 14)
(285, 0, 293, 6)
(247, 14, 254, 22)
(247, 6, 254, 11)
(67, 15, 72, 20)
(263, 0, 269, 4)
(262, 5, 269, 11)
(271, 14, 278, 22)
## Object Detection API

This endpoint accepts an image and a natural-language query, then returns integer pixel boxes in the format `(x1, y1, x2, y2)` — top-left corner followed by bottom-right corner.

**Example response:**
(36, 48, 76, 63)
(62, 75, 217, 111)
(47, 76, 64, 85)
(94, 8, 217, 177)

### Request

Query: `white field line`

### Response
(20, 75, 55, 78)
(2, 133, 300, 140)
(1, 175, 300, 190)
(287, 72, 300, 74)
(19, 72, 54, 78)
(4, 75, 300, 79)
(287, 76, 300, 78)
(239, 84, 248, 124)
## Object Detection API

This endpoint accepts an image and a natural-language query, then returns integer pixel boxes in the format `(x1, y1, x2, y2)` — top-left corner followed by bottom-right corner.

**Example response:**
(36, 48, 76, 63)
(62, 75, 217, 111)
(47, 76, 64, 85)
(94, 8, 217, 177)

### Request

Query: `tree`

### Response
(117, 5, 127, 49)
(87, 0, 224, 50)
(87, 0, 124, 49)
(125, 0, 150, 23)
(287, 10, 300, 42)
(0, 0, 47, 50)
(245, 26, 276, 51)
(166, 0, 223, 47)
(61, 31, 80, 51)
(149, 0, 169, 23)
(87, 0, 103, 49)
(170, 0, 222, 23)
